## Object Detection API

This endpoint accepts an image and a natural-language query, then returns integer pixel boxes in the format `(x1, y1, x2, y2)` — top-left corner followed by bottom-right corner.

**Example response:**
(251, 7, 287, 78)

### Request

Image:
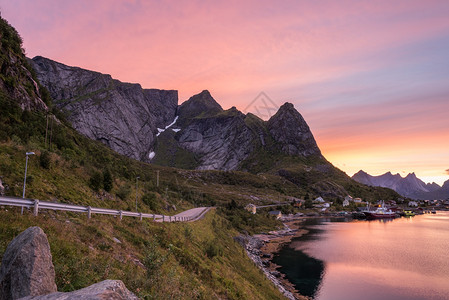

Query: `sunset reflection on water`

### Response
(274, 212, 449, 300)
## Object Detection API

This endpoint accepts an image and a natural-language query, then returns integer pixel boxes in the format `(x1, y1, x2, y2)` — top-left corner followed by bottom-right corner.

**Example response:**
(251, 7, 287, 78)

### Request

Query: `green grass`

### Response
(0, 208, 284, 299)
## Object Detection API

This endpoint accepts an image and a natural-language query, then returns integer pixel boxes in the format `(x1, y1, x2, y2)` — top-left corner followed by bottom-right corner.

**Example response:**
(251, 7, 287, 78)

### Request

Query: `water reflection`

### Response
(272, 213, 449, 300)
(272, 218, 327, 298)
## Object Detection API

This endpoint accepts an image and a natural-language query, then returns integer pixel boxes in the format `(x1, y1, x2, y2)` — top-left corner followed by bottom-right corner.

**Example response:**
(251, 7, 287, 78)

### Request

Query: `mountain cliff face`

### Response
(0, 17, 48, 111)
(352, 170, 448, 200)
(175, 91, 255, 170)
(31, 56, 178, 161)
(267, 103, 322, 158)
(31, 58, 324, 171)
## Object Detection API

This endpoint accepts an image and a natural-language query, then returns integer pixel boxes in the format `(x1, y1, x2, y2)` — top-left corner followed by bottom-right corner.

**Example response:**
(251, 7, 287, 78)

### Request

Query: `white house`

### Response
(354, 198, 362, 203)
(342, 199, 350, 207)
(323, 202, 331, 208)
(315, 197, 325, 203)
(345, 195, 353, 202)
(408, 201, 418, 207)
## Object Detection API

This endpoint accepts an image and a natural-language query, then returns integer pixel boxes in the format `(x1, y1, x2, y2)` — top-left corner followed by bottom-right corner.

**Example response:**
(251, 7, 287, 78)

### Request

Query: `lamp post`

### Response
(22, 152, 35, 214)
(136, 176, 140, 212)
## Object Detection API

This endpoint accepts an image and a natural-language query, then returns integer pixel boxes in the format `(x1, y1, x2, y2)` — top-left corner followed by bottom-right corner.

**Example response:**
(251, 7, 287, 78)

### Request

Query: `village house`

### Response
(353, 198, 362, 203)
(268, 210, 282, 219)
(408, 201, 418, 207)
(292, 199, 305, 208)
(345, 195, 353, 202)
(342, 199, 350, 207)
(245, 204, 257, 214)
(314, 197, 325, 203)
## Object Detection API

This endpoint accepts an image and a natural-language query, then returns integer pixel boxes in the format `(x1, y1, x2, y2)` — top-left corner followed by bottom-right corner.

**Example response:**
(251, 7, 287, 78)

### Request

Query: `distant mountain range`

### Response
(352, 170, 449, 200)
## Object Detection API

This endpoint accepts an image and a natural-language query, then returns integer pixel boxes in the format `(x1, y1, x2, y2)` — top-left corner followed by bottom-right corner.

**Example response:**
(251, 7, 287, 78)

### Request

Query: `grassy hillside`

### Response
(0, 209, 283, 299)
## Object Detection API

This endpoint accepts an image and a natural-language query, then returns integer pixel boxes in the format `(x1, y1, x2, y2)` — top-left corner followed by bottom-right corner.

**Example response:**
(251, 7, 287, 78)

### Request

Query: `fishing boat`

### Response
(403, 210, 415, 217)
(363, 201, 396, 219)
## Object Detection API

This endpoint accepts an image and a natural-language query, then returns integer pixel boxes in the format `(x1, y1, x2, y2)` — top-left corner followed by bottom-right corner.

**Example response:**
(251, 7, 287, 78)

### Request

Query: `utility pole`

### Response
(22, 152, 35, 214)
(45, 114, 49, 148)
(135, 176, 140, 212)
(49, 116, 53, 150)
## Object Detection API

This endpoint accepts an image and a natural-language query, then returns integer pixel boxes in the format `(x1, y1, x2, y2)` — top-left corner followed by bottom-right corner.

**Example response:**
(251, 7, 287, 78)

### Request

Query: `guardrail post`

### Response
(153, 214, 155, 221)
(162, 215, 165, 222)
(87, 206, 92, 219)
(33, 200, 39, 216)
(169, 216, 172, 222)
(139, 213, 143, 221)
(119, 210, 123, 221)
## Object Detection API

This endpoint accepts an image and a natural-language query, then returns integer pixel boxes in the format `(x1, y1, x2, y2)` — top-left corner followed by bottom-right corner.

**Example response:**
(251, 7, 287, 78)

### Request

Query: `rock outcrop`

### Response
(31, 56, 178, 162)
(267, 102, 321, 158)
(0, 17, 48, 112)
(19, 280, 138, 300)
(0, 227, 57, 299)
(176, 91, 255, 170)
(0, 227, 138, 300)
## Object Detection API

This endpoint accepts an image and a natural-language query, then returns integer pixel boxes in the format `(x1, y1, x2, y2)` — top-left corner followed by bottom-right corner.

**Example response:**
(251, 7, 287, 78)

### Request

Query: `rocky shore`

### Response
(235, 218, 309, 300)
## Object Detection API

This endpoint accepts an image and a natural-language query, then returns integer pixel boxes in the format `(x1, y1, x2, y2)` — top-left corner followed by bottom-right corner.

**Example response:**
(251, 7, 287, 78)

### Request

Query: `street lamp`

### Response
(22, 152, 35, 214)
(136, 176, 140, 212)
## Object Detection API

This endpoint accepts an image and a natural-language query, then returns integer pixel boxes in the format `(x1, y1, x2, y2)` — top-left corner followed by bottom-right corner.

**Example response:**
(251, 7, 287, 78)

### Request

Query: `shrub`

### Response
(143, 240, 166, 277)
(142, 192, 158, 210)
(103, 169, 113, 192)
(39, 150, 51, 169)
(116, 184, 131, 200)
(204, 239, 223, 258)
(89, 171, 103, 192)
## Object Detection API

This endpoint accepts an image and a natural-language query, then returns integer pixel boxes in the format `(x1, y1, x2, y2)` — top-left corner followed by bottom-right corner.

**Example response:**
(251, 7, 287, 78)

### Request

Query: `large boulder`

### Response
(18, 280, 138, 300)
(0, 227, 57, 299)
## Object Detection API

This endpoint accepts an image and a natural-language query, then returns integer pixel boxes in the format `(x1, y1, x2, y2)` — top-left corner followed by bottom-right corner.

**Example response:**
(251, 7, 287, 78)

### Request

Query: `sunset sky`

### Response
(1, 0, 448, 185)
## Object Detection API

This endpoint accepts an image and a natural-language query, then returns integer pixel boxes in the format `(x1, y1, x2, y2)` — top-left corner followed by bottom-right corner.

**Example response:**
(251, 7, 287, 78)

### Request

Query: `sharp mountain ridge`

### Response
(352, 170, 449, 200)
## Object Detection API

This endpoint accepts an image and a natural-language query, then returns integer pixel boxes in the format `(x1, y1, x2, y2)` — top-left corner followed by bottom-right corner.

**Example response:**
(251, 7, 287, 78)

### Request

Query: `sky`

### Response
(1, 0, 448, 185)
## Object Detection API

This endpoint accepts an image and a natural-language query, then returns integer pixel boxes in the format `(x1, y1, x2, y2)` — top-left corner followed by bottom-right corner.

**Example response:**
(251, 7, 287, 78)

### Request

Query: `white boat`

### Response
(363, 201, 396, 219)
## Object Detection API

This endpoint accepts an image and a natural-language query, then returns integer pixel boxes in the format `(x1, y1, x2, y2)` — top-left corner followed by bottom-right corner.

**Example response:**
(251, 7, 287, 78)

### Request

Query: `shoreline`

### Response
(236, 217, 309, 300)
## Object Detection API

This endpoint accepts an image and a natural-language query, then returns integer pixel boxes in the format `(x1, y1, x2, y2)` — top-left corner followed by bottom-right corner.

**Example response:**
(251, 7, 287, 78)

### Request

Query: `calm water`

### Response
(272, 212, 449, 300)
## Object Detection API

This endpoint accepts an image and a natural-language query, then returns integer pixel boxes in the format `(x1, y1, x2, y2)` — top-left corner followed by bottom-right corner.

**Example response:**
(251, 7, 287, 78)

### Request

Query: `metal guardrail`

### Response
(0, 196, 206, 222)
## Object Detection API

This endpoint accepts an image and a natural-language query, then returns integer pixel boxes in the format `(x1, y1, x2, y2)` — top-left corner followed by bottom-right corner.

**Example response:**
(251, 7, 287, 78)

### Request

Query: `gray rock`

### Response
(267, 102, 322, 158)
(176, 92, 255, 170)
(30, 55, 324, 172)
(19, 280, 138, 300)
(0, 227, 57, 299)
(31, 56, 178, 162)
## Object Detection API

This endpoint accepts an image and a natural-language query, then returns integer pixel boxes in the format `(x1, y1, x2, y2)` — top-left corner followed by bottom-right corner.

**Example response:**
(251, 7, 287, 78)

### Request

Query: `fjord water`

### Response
(272, 212, 449, 300)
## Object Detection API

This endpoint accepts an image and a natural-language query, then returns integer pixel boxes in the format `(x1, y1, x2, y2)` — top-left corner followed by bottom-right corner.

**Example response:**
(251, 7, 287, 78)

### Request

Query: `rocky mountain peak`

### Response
(31, 56, 178, 162)
(354, 170, 368, 176)
(178, 90, 223, 120)
(441, 180, 449, 190)
(267, 102, 322, 157)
